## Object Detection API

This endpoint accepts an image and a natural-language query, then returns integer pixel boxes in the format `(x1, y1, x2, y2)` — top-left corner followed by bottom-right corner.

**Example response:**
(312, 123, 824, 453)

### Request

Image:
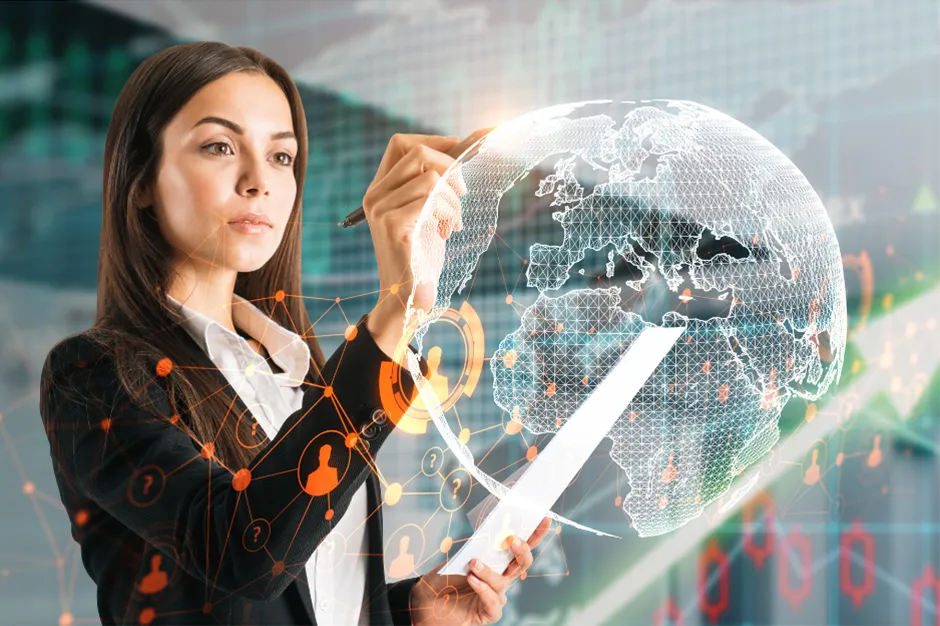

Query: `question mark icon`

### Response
(443, 593, 451, 605)
(451, 478, 462, 500)
(430, 453, 437, 468)
(143, 475, 153, 496)
(253, 526, 262, 543)
(251, 421, 258, 437)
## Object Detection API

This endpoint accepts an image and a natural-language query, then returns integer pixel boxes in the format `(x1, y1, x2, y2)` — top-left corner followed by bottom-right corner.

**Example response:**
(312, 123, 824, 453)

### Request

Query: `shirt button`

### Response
(361, 420, 378, 440)
(371, 408, 389, 426)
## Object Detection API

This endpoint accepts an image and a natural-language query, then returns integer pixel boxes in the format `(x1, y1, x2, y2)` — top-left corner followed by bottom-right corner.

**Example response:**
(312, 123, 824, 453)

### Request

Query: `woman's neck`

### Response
(166, 264, 239, 334)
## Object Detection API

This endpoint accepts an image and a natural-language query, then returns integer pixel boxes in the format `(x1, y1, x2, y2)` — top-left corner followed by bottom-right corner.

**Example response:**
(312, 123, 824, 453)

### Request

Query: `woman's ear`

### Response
(136, 186, 153, 210)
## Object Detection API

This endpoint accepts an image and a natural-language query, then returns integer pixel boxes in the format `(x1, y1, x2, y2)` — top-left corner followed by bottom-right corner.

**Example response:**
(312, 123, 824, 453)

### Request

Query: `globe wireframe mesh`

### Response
(405, 100, 847, 537)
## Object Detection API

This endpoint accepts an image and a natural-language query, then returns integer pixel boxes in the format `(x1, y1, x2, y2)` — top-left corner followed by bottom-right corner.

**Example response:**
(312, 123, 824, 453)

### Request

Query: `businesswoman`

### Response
(39, 41, 548, 625)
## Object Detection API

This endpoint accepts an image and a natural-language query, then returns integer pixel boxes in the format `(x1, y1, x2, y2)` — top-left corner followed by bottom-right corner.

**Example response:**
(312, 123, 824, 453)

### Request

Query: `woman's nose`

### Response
(237, 159, 269, 197)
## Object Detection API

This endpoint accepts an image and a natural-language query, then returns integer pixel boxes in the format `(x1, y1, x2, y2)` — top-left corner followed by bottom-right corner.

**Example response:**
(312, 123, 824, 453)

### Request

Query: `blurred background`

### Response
(0, 0, 937, 624)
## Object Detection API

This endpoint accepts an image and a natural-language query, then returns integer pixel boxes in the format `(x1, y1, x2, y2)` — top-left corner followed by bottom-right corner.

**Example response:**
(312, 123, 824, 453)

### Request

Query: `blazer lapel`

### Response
(181, 337, 321, 624)
(182, 334, 388, 625)
(366, 472, 393, 625)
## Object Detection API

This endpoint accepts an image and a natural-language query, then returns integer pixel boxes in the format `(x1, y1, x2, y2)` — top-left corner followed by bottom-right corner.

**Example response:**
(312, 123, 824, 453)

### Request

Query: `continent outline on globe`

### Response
(406, 99, 847, 537)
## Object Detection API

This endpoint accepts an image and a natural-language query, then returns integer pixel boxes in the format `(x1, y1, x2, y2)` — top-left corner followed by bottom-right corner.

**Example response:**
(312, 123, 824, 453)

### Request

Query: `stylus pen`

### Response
(336, 127, 495, 228)
(338, 205, 366, 228)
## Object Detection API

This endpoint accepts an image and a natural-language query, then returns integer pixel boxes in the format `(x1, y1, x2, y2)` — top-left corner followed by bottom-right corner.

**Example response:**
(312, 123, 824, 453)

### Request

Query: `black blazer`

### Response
(39, 320, 421, 625)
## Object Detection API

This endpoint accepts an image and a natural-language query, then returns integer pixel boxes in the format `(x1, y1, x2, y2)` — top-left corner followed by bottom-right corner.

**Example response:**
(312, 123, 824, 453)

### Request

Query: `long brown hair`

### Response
(90, 41, 326, 470)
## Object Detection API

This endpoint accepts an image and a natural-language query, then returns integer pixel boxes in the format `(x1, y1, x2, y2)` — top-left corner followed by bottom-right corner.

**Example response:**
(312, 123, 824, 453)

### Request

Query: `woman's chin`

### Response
(227, 252, 276, 275)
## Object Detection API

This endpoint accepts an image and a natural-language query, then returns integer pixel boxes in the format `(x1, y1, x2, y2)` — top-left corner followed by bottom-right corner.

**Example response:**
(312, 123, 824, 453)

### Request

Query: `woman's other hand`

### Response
(363, 129, 491, 358)
(407, 516, 552, 625)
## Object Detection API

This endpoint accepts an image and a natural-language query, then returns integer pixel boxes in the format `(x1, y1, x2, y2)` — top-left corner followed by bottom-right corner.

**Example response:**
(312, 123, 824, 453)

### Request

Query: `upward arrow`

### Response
(911, 184, 938, 214)
(566, 285, 940, 626)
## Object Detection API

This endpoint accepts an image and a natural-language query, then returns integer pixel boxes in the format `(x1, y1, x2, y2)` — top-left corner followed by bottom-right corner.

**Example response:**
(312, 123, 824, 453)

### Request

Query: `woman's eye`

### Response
(274, 152, 293, 167)
(203, 142, 233, 157)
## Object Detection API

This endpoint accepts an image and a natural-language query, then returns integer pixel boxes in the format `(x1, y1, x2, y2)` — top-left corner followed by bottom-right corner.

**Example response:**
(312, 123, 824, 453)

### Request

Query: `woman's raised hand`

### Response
(363, 129, 491, 357)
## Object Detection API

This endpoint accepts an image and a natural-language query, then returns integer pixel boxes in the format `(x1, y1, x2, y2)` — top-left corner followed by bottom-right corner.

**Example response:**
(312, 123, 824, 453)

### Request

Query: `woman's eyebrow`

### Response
(192, 115, 295, 141)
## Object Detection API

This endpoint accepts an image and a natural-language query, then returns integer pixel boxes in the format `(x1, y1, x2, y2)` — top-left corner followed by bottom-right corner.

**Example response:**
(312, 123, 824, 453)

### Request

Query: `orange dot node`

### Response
(74, 509, 89, 527)
(202, 603, 212, 614)
(526, 446, 538, 462)
(200, 442, 215, 459)
(58, 612, 73, 626)
(169, 414, 180, 424)
(325, 509, 335, 520)
(502, 349, 518, 369)
(345, 325, 359, 341)
(155, 358, 173, 377)
(23, 481, 35, 494)
(546, 383, 557, 397)
(389, 284, 399, 295)
(232, 469, 252, 492)
(505, 294, 513, 304)
(275, 289, 285, 302)
(100, 417, 111, 432)
(805, 404, 818, 423)
(614, 496, 623, 507)
(520, 571, 528, 580)
(323, 386, 333, 398)
(138, 608, 155, 625)
(505, 419, 523, 435)
(440, 536, 453, 553)
(345, 433, 359, 448)
(385, 483, 402, 506)
(272, 561, 285, 575)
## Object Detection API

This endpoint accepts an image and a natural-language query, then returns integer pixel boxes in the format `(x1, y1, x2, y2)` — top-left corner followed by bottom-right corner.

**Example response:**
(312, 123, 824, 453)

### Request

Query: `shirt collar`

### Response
(166, 292, 311, 387)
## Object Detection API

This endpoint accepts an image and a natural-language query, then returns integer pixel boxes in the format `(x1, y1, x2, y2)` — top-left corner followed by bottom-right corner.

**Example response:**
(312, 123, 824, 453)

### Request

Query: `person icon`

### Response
(388, 535, 416, 578)
(493, 512, 513, 551)
(661, 451, 678, 483)
(138, 553, 168, 594)
(412, 346, 450, 410)
(803, 448, 821, 486)
(867, 434, 883, 468)
(304, 444, 339, 496)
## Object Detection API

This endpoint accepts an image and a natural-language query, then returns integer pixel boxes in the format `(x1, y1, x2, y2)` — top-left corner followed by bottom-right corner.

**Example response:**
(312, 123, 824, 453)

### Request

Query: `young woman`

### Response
(39, 41, 548, 626)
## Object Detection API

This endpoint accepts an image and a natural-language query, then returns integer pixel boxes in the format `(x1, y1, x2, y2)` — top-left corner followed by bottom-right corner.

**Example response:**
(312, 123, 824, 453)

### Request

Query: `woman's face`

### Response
(143, 71, 298, 275)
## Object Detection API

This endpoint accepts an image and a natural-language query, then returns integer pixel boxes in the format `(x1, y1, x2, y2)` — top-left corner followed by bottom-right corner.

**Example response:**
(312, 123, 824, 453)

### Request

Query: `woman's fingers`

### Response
(500, 519, 550, 577)
(369, 170, 463, 239)
(366, 143, 462, 211)
(527, 517, 552, 549)
(373, 133, 459, 183)
(370, 174, 462, 235)
(469, 558, 509, 593)
(501, 534, 536, 579)
(466, 571, 504, 622)
(446, 127, 496, 158)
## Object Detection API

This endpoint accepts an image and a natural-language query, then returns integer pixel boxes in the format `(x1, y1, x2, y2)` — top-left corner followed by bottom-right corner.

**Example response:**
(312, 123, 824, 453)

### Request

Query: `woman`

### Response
(39, 41, 548, 625)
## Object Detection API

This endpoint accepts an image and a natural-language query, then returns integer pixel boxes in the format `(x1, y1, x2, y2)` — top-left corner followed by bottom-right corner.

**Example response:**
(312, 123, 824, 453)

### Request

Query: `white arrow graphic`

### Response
(565, 285, 940, 625)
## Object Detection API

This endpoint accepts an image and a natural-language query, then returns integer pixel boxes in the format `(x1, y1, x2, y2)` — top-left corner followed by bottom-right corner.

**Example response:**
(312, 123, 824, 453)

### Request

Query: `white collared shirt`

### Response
(167, 292, 370, 625)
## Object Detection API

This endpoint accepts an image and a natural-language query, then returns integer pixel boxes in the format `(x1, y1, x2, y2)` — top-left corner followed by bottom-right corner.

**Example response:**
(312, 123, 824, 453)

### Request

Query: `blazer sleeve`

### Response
(40, 323, 418, 603)
(387, 576, 420, 625)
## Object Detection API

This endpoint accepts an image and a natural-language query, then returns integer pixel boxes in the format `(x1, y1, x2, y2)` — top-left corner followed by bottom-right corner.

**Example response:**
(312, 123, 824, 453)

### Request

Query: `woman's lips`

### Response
(227, 213, 272, 234)
(227, 220, 271, 235)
